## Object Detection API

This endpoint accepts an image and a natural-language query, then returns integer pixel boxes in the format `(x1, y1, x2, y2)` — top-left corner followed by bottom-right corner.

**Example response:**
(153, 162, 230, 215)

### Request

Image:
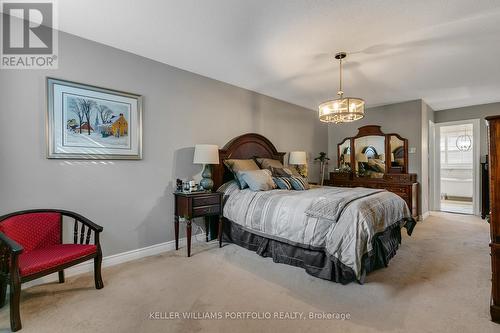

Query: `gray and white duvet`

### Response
(220, 181, 413, 279)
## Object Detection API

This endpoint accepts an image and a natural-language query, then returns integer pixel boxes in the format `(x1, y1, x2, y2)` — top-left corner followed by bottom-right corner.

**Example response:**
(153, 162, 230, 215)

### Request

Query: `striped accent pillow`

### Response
(270, 166, 293, 177)
(273, 177, 292, 190)
(288, 176, 310, 190)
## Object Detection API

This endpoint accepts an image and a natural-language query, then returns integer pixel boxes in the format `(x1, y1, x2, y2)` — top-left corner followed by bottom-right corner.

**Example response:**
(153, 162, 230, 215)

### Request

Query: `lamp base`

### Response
(200, 164, 214, 191)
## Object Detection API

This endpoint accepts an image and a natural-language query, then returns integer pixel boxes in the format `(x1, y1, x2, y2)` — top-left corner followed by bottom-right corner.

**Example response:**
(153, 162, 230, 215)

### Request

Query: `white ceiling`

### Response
(54, 0, 500, 111)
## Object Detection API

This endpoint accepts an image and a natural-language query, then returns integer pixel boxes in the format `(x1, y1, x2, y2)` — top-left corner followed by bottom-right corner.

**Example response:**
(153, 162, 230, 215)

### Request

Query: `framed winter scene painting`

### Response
(46, 78, 143, 159)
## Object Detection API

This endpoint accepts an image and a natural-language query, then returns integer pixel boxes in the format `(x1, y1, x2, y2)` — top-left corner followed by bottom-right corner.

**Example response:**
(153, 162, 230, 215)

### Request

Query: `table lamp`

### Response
(193, 144, 219, 191)
(289, 151, 307, 177)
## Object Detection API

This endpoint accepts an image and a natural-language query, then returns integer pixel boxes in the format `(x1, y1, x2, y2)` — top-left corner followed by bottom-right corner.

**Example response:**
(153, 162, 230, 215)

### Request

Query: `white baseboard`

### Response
(22, 235, 203, 290)
(419, 211, 430, 221)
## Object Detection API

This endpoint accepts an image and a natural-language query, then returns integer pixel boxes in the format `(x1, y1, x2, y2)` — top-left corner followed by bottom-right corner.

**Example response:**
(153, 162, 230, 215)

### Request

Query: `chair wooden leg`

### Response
(0, 274, 7, 308)
(94, 250, 104, 290)
(9, 270, 21, 332)
(58, 270, 65, 283)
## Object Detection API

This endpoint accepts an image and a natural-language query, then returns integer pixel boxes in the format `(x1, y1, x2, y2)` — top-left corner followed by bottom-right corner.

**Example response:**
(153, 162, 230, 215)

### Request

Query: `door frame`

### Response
(431, 119, 480, 215)
(429, 120, 436, 213)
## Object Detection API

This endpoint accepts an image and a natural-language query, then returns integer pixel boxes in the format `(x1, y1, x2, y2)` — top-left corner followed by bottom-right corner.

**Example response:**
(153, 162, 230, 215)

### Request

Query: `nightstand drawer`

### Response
(193, 205, 220, 217)
(193, 195, 220, 207)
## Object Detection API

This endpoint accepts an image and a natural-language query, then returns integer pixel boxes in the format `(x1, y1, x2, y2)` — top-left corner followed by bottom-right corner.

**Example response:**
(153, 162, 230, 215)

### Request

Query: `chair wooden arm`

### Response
(57, 210, 103, 246)
(0, 232, 23, 256)
(58, 210, 103, 233)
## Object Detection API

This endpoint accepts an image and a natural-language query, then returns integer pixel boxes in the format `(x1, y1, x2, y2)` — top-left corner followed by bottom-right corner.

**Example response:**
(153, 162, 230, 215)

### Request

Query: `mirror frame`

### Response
(336, 125, 409, 175)
(388, 133, 408, 174)
(337, 137, 353, 169)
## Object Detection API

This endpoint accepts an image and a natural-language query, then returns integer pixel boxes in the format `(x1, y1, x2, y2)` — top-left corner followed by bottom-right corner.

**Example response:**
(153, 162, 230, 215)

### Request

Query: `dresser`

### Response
(330, 125, 419, 219)
(328, 172, 419, 219)
(486, 116, 500, 323)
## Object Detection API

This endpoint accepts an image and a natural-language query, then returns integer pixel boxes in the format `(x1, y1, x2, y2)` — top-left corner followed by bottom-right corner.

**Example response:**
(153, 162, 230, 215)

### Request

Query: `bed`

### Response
(213, 133, 416, 284)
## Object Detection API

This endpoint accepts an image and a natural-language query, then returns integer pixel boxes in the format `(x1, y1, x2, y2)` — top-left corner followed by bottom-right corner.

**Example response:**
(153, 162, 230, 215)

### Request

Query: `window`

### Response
(440, 124, 473, 169)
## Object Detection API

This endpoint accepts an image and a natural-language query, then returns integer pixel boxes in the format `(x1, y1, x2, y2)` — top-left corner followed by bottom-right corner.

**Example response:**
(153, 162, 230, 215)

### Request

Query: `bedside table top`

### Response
(174, 191, 223, 197)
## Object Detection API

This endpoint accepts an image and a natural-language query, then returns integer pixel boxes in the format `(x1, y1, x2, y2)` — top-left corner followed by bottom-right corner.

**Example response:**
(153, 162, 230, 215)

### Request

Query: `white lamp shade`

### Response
(193, 144, 219, 164)
(289, 151, 307, 165)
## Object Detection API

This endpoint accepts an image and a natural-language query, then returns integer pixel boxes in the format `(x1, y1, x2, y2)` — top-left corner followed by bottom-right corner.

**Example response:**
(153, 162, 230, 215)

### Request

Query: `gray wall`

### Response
(434, 102, 500, 157)
(328, 100, 425, 214)
(0, 31, 328, 256)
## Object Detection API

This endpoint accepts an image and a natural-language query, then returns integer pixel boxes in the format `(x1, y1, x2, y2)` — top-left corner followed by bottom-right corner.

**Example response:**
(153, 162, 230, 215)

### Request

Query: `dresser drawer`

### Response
(192, 195, 220, 207)
(387, 186, 409, 194)
(192, 205, 220, 217)
(385, 174, 417, 182)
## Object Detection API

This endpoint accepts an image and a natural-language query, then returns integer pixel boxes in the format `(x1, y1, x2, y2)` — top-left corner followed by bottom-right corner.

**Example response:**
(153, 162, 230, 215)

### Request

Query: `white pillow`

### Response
(237, 169, 276, 191)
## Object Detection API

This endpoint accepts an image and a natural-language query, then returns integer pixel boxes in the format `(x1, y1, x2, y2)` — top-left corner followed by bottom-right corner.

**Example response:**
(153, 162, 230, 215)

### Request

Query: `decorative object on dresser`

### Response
(314, 152, 330, 186)
(0, 209, 104, 332)
(289, 151, 307, 178)
(328, 125, 418, 219)
(481, 155, 490, 220)
(46, 78, 143, 160)
(193, 144, 220, 191)
(485, 116, 500, 323)
(173, 191, 223, 257)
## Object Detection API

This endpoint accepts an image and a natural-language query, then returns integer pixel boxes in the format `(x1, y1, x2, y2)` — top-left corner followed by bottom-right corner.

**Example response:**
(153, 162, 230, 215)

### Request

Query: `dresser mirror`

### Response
(389, 135, 408, 173)
(354, 135, 386, 178)
(337, 125, 409, 177)
(338, 138, 352, 170)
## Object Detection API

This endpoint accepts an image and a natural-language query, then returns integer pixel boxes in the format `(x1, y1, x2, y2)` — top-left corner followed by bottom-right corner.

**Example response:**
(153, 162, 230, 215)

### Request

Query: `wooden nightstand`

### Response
(173, 191, 223, 257)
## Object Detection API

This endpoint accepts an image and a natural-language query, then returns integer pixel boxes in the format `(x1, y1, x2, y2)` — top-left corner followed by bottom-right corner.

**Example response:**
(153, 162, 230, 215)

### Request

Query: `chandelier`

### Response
(318, 52, 365, 123)
(456, 128, 472, 152)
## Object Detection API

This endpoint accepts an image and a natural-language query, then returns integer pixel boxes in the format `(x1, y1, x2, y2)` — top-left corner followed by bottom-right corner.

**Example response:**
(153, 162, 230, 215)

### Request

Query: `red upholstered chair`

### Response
(0, 209, 104, 331)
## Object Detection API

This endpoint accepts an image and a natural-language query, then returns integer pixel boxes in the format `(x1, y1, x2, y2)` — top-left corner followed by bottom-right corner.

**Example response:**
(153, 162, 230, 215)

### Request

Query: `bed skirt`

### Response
(222, 218, 416, 284)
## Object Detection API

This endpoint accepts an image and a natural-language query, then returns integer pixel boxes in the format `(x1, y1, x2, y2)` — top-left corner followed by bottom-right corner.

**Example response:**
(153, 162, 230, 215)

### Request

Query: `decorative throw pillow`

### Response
(255, 158, 284, 171)
(288, 176, 310, 190)
(270, 166, 293, 177)
(224, 159, 260, 189)
(273, 177, 292, 190)
(238, 169, 276, 191)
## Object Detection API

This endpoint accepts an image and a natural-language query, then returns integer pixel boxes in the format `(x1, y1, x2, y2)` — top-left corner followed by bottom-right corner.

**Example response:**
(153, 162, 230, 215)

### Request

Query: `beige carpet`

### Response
(0, 212, 497, 333)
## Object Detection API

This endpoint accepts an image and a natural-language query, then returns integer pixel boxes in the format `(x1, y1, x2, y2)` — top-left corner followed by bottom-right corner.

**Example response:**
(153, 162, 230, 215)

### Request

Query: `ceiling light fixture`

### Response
(318, 52, 365, 124)
(456, 128, 472, 152)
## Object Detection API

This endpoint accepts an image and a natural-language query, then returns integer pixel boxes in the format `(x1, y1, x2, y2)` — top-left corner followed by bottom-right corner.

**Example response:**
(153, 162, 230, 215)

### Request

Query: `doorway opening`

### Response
(432, 120, 480, 215)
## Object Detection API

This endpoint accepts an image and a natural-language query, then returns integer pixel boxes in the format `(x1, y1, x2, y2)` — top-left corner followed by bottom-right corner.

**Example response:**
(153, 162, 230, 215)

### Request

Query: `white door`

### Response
(433, 119, 480, 215)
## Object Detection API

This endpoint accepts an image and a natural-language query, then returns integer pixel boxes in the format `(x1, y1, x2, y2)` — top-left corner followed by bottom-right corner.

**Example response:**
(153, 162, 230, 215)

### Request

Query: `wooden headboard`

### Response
(213, 133, 285, 191)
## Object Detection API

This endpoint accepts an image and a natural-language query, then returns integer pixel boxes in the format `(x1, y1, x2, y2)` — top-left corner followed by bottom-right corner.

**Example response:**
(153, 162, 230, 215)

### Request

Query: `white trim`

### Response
(22, 235, 203, 290)
(420, 211, 431, 221)
(429, 120, 436, 211)
(432, 119, 480, 216)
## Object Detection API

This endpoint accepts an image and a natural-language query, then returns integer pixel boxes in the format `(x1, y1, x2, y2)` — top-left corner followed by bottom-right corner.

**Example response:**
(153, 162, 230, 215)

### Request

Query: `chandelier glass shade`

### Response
(318, 97, 365, 123)
(319, 52, 365, 123)
(456, 134, 472, 152)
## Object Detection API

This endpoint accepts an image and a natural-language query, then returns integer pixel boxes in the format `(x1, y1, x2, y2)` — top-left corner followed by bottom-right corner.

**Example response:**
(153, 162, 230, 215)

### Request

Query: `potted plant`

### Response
(314, 152, 330, 186)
